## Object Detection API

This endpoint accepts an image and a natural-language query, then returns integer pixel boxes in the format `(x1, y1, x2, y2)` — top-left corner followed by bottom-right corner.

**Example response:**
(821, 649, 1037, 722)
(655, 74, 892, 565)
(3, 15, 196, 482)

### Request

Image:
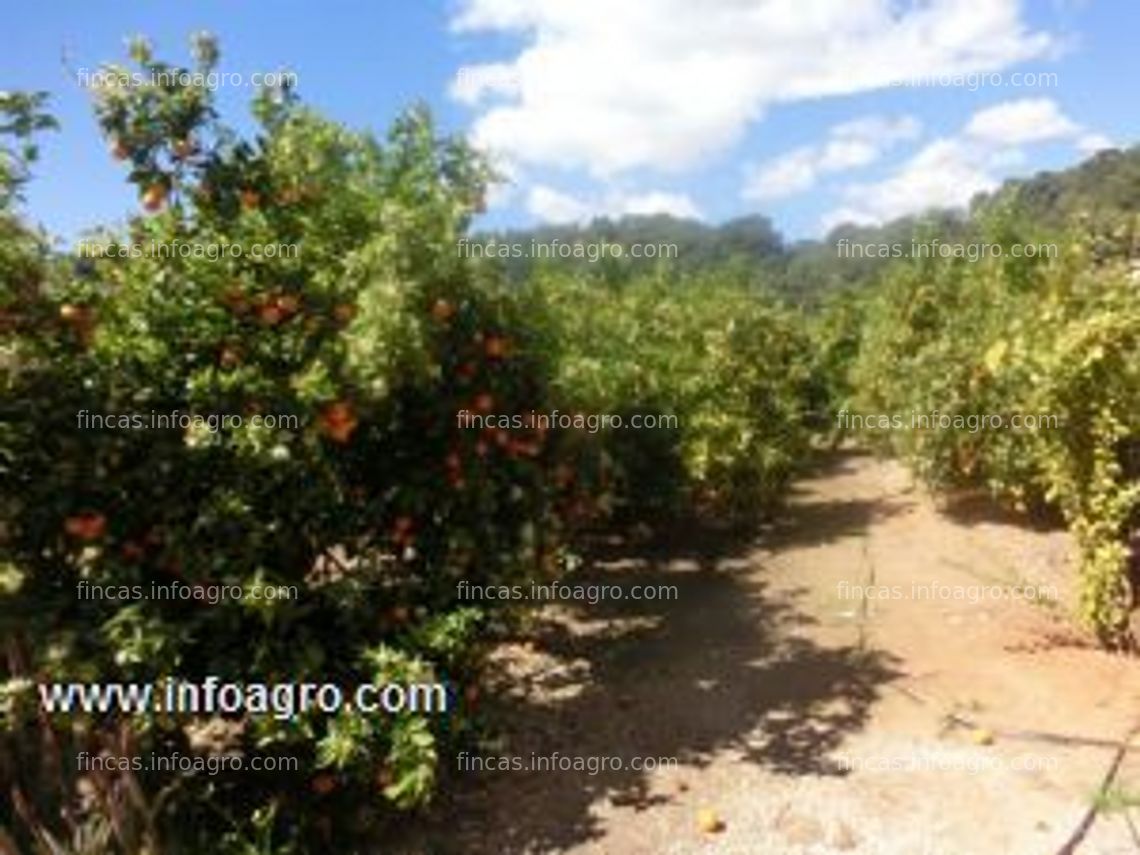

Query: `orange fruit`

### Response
(108, 138, 130, 161)
(274, 294, 300, 318)
(59, 304, 95, 343)
(220, 286, 248, 314)
(257, 303, 284, 326)
(311, 773, 336, 795)
(430, 298, 455, 322)
(276, 186, 302, 205)
(473, 393, 494, 414)
(332, 303, 356, 324)
(696, 808, 724, 834)
(120, 541, 145, 561)
(172, 138, 195, 160)
(374, 765, 394, 791)
(510, 439, 539, 458)
(484, 336, 507, 359)
(64, 512, 107, 541)
(319, 401, 359, 443)
(240, 188, 261, 211)
(141, 183, 168, 212)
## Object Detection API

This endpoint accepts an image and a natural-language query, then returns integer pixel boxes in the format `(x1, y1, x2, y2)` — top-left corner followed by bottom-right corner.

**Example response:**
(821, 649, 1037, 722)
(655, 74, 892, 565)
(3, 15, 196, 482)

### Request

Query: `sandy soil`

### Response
(393, 450, 1140, 855)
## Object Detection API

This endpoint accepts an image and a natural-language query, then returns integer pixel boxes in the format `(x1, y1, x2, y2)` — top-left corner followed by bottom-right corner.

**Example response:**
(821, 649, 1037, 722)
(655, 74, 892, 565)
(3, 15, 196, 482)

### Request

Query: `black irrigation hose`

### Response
(1053, 720, 1138, 855)
(890, 683, 1140, 852)
(942, 712, 1136, 752)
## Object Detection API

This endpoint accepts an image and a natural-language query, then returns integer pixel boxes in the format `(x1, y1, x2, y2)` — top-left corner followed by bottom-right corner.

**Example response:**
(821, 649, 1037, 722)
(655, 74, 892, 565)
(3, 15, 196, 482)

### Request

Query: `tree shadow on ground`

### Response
(935, 488, 1066, 533)
(761, 450, 907, 550)
(761, 495, 905, 550)
(390, 494, 902, 854)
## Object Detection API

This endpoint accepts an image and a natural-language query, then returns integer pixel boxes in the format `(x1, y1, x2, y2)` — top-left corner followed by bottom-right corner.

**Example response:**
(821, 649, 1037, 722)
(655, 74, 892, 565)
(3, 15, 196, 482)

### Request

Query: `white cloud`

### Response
(450, 63, 521, 103)
(826, 138, 1000, 228)
(823, 98, 1099, 229)
(1076, 132, 1114, 155)
(744, 115, 920, 200)
(614, 191, 703, 219)
(526, 185, 593, 223)
(963, 97, 1080, 145)
(450, 0, 1052, 176)
(525, 185, 702, 224)
(744, 149, 819, 200)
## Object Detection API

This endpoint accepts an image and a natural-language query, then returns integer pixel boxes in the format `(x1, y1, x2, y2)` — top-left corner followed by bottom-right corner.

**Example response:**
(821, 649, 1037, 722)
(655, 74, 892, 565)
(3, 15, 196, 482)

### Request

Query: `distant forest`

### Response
(476, 145, 1140, 301)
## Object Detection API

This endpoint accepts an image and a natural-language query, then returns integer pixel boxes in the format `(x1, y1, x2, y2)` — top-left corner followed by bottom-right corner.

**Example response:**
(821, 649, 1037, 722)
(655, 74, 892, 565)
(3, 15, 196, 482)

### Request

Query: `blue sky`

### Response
(4, 0, 1138, 244)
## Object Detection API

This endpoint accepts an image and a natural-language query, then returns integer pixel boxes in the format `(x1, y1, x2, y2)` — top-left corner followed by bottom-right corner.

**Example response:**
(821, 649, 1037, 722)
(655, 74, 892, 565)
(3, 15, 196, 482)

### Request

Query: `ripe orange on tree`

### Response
(218, 345, 241, 368)
(484, 335, 508, 359)
(64, 512, 107, 541)
(430, 298, 455, 322)
(310, 773, 337, 795)
(141, 182, 168, 212)
(108, 137, 130, 161)
(239, 188, 261, 211)
(318, 401, 359, 443)
(256, 303, 284, 326)
(59, 303, 89, 324)
(172, 137, 195, 160)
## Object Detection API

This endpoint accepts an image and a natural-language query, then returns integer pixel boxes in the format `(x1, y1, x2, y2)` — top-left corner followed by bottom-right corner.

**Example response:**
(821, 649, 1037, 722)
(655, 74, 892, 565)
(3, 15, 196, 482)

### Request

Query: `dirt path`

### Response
(398, 451, 1140, 854)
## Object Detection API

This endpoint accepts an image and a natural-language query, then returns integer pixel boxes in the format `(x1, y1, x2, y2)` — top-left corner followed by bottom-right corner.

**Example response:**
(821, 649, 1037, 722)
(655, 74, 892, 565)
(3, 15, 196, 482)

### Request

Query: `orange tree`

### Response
(522, 270, 813, 522)
(849, 208, 1140, 645)
(1, 36, 571, 852)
